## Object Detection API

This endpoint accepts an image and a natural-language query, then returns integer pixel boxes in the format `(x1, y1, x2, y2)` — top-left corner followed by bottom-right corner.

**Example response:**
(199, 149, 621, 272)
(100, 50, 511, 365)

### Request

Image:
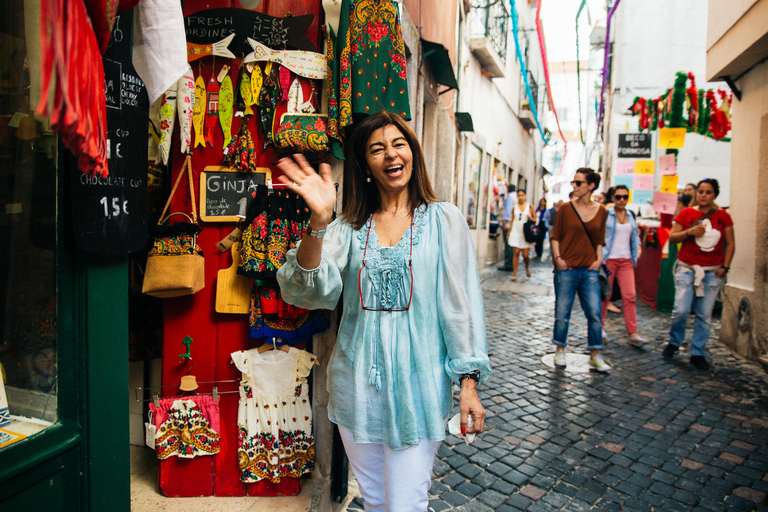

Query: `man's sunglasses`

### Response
(614, 194, 629, 200)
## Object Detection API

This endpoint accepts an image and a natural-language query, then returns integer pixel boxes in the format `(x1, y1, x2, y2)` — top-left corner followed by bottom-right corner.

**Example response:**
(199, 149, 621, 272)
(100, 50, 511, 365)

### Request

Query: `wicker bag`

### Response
(142, 156, 205, 298)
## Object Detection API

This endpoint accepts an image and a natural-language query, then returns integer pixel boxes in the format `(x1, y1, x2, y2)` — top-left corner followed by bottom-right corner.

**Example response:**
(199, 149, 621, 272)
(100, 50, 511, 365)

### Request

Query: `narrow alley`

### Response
(346, 259, 768, 512)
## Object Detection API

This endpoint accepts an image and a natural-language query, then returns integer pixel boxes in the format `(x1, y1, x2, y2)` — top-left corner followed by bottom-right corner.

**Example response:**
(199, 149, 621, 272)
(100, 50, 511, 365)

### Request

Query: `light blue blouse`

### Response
(276, 202, 491, 450)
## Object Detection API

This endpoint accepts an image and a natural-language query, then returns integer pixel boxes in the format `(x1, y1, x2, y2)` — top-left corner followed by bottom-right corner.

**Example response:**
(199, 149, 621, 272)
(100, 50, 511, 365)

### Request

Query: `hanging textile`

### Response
(231, 347, 317, 483)
(238, 184, 311, 280)
(149, 395, 221, 459)
(36, 0, 108, 176)
(326, 0, 411, 157)
(249, 286, 331, 341)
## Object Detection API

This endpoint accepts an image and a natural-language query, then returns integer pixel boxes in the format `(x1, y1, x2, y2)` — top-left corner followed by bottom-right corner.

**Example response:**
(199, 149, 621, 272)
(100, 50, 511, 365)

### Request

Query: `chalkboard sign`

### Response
(71, 11, 149, 254)
(617, 133, 652, 158)
(185, 9, 316, 53)
(200, 166, 271, 222)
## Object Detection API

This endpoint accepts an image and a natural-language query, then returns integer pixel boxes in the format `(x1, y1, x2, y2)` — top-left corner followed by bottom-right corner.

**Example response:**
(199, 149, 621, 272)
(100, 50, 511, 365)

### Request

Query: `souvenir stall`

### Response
(136, 0, 328, 497)
(129, 0, 413, 500)
(625, 72, 731, 311)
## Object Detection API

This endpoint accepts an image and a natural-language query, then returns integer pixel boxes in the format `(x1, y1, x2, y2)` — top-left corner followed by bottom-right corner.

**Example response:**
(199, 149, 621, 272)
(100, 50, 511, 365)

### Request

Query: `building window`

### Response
(463, 144, 483, 229)
(0, 1, 59, 444)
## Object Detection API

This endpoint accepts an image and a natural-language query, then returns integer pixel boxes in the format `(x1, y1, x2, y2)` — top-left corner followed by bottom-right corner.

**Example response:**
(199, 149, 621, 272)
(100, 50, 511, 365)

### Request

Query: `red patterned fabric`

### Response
(36, 0, 108, 176)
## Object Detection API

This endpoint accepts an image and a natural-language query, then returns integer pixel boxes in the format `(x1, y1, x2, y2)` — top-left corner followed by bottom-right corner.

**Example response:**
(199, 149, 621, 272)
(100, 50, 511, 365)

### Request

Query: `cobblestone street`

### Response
(347, 259, 768, 511)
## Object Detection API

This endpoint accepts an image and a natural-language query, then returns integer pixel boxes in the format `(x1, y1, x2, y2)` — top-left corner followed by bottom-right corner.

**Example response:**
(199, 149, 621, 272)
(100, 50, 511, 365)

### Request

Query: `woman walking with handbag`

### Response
(601, 185, 647, 345)
(507, 190, 536, 281)
(550, 168, 611, 372)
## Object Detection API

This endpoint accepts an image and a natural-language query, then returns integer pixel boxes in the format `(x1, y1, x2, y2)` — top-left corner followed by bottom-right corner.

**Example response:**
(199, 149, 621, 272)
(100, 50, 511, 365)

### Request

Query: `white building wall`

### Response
(456, 0, 544, 268)
(606, 0, 731, 211)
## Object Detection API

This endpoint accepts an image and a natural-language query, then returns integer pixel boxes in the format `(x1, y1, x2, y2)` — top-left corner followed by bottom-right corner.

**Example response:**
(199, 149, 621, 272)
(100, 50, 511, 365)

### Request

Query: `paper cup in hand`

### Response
(447, 413, 475, 445)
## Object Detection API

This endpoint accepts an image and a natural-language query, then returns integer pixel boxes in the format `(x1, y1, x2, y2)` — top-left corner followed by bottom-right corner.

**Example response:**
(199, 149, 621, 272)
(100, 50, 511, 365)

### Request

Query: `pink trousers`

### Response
(601, 258, 638, 335)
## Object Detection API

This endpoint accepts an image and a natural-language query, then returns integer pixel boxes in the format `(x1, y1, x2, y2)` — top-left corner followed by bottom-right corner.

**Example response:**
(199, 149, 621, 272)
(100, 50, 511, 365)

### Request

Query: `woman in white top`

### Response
(507, 190, 535, 281)
(601, 185, 647, 344)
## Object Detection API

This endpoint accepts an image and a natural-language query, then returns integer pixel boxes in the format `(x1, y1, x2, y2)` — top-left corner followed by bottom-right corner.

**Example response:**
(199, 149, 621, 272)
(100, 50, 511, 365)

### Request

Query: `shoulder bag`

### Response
(523, 204, 539, 243)
(571, 204, 611, 300)
(142, 155, 205, 298)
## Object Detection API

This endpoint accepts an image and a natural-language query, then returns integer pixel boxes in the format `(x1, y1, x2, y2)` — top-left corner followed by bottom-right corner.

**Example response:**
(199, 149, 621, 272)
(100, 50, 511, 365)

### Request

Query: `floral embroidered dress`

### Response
(231, 347, 317, 483)
(277, 203, 491, 450)
(326, 0, 411, 158)
(151, 397, 221, 459)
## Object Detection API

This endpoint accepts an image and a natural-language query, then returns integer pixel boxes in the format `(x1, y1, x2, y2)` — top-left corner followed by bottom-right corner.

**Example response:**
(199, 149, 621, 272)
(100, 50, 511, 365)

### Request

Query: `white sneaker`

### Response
(589, 354, 612, 372)
(602, 331, 607, 340)
(554, 350, 567, 367)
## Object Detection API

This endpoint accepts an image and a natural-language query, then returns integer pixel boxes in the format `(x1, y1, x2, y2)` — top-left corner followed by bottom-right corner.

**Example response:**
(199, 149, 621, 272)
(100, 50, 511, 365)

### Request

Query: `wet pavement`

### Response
(347, 258, 768, 511)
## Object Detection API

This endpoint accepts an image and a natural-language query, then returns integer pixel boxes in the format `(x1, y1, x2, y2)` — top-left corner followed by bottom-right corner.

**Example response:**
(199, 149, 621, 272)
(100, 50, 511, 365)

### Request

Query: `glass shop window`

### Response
(0, 0, 59, 447)
(463, 144, 482, 229)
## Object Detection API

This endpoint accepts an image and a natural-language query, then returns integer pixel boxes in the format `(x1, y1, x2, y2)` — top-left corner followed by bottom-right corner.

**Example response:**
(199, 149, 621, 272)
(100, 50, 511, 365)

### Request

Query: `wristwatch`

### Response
(459, 370, 480, 385)
(306, 226, 327, 238)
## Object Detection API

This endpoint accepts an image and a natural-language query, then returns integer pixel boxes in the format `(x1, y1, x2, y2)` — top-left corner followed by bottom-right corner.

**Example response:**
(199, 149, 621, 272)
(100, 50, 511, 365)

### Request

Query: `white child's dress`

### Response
(231, 346, 317, 483)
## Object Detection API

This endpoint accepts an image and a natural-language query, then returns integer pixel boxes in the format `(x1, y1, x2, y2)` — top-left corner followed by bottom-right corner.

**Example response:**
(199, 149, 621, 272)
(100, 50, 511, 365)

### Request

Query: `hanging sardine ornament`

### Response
(241, 72, 254, 116)
(204, 74, 219, 148)
(279, 66, 291, 101)
(156, 82, 177, 165)
(243, 38, 327, 79)
(177, 68, 195, 154)
(234, 64, 246, 118)
(251, 64, 263, 108)
(193, 75, 206, 148)
(218, 75, 234, 149)
(187, 33, 236, 62)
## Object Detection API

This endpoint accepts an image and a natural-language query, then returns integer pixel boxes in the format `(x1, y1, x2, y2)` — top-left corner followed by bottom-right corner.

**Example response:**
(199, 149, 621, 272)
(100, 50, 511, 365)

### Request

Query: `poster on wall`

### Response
(70, 10, 149, 254)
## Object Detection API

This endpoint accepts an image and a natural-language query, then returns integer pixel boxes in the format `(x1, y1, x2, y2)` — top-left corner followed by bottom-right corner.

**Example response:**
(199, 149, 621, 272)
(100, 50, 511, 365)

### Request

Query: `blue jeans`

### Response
(552, 268, 604, 350)
(669, 268, 723, 356)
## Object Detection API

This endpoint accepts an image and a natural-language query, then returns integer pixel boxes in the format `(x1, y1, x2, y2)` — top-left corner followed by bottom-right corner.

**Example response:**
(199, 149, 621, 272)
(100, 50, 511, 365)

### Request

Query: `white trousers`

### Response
(339, 426, 441, 512)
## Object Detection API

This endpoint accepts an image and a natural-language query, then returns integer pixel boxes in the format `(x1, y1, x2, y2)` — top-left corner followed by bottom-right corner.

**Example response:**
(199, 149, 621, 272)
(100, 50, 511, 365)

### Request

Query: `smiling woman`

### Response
(274, 111, 491, 511)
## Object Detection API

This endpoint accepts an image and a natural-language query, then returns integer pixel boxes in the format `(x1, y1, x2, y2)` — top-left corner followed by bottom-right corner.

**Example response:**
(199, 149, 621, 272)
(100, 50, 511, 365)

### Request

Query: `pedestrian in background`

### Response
(601, 185, 647, 345)
(507, 189, 535, 281)
(276, 111, 490, 510)
(534, 198, 548, 260)
(683, 182, 698, 207)
(602, 186, 622, 314)
(551, 168, 611, 372)
(499, 184, 516, 271)
(663, 178, 734, 370)
(594, 192, 607, 204)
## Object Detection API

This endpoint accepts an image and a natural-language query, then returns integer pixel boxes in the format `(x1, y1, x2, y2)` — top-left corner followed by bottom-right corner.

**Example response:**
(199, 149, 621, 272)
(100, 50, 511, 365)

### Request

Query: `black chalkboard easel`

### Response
(200, 166, 271, 222)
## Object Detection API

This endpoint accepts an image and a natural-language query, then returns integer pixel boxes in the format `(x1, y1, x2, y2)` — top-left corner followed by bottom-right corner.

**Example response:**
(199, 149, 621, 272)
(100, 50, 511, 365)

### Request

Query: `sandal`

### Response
(526, 268, 531, 277)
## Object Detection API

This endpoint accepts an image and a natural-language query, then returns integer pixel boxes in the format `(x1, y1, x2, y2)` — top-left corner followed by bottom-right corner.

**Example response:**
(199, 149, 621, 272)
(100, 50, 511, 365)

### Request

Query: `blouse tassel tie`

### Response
(369, 306, 383, 393)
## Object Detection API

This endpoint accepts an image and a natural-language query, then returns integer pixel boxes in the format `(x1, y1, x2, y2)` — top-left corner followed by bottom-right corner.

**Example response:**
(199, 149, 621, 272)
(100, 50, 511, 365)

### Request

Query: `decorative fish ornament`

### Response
(241, 73, 253, 116)
(193, 75, 206, 148)
(204, 74, 219, 148)
(287, 79, 301, 114)
(234, 64, 246, 118)
(218, 75, 234, 149)
(187, 33, 236, 62)
(251, 65, 263, 107)
(177, 68, 195, 154)
(279, 65, 291, 101)
(156, 82, 177, 165)
(244, 38, 328, 79)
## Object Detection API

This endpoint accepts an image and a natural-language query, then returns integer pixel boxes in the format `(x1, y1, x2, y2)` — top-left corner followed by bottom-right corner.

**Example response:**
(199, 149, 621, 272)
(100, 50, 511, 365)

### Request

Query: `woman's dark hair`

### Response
(605, 187, 616, 202)
(342, 111, 438, 229)
(697, 178, 719, 197)
(574, 167, 601, 190)
(614, 184, 629, 194)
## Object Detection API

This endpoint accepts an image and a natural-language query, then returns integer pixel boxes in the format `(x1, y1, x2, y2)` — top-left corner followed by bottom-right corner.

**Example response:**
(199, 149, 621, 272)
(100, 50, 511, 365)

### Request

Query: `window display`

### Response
(0, 0, 59, 444)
